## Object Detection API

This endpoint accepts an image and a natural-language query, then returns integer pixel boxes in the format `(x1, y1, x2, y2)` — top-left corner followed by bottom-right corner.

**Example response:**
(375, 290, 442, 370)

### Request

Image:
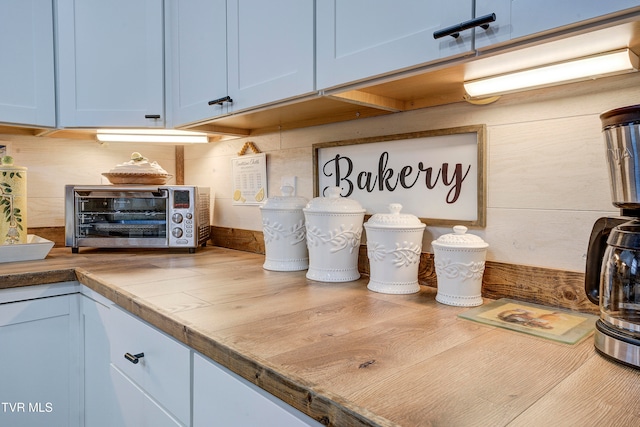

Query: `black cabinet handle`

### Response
(208, 96, 233, 106)
(145, 114, 161, 119)
(433, 13, 496, 39)
(124, 352, 145, 364)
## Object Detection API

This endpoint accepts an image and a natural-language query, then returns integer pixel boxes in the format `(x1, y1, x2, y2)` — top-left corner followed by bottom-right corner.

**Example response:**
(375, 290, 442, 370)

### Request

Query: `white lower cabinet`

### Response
(110, 364, 183, 427)
(80, 290, 122, 427)
(193, 352, 322, 427)
(109, 305, 191, 426)
(0, 293, 79, 427)
(1, 284, 321, 426)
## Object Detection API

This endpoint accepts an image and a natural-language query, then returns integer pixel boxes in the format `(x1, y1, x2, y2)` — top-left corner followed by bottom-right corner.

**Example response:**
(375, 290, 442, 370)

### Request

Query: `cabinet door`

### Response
(169, 0, 228, 127)
(316, 0, 473, 90)
(109, 306, 191, 426)
(0, 0, 55, 127)
(475, 0, 640, 49)
(193, 352, 322, 427)
(81, 293, 124, 427)
(0, 295, 78, 427)
(57, 0, 164, 128)
(227, 0, 315, 113)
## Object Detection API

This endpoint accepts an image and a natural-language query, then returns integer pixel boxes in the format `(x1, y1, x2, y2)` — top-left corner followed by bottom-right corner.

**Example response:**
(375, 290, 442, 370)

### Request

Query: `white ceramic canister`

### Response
(0, 156, 27, 244)
(364, 204, 426, 294)
(259, 186, 309, 271)
(432, 225, 488, 307)
(303, 187, 366, 282)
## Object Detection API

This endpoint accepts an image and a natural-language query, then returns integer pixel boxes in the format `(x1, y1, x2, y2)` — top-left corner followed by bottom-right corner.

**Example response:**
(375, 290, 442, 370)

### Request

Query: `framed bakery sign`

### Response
(313, 125, 486, 227)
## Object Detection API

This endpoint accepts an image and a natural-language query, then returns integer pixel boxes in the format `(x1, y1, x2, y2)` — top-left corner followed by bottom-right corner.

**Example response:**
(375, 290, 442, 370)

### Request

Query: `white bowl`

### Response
(0, 235, 54, 263)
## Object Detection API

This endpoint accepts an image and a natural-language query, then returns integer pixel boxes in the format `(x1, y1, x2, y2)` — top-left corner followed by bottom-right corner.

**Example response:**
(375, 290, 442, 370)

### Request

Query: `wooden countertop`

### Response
(2, 246, 640, 426)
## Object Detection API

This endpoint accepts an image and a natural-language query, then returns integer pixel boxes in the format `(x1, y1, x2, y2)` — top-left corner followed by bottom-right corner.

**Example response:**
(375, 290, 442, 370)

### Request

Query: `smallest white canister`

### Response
(364, 204, 425, 294)
(260, 186, 309, 271)
(432, 225, 488, 307)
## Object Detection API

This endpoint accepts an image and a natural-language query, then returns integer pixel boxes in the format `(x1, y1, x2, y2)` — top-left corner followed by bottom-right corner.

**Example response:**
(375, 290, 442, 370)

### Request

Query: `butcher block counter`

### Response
(2, 246, 640, 426)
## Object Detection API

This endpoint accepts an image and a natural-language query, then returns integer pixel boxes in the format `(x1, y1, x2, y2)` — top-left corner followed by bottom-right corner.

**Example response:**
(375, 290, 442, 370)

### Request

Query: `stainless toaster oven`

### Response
(65, 185, 210, 253)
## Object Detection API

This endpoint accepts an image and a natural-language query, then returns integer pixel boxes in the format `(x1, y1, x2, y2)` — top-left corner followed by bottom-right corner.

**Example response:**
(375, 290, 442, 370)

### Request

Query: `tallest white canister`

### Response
(303, 187, 366, 282)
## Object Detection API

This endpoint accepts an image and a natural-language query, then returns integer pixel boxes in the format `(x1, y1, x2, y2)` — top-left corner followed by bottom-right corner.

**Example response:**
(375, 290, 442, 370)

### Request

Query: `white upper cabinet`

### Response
(0, 0, 55, 128)
(226, 0, 315, 114)
(316, 0, 474, 90)
(169, 0, 228, 127)
(475, 0, 640, 49)
(57, 0, 165, 128)
(170, 0, 315, 127)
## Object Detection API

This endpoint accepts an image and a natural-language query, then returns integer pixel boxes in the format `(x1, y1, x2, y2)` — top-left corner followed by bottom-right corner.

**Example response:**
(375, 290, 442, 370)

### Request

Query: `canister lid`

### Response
(432, 225, 488, 248)
(600, 104, 640, 130)
(365, 203, 425, 229)
(260, 186, 307, 210)
(0, 156, 27, 172)
(304, 187, 365, 213)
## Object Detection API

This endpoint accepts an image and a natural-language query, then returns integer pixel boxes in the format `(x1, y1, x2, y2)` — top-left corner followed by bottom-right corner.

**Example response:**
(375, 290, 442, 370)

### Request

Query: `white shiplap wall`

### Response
(185, 72, 640, 273)
(0, 138, 177, 231)
(1, 72, 637, 273)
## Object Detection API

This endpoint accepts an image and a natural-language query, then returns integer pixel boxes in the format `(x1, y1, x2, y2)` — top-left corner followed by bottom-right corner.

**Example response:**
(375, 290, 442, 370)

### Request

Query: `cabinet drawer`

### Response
(109, 306, 190, 425)
(111, 365, 184, 427)
(193, 352, 322, 426)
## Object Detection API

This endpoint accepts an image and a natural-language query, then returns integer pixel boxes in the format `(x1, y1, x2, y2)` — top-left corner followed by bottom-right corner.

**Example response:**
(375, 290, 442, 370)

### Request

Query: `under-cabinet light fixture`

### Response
(464, 48, 639, 98)
(96, 129, 209, 144)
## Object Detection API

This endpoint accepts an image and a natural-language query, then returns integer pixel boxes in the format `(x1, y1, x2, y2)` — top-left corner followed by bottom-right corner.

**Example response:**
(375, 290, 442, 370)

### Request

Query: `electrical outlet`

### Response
(281, 176, 297, 195)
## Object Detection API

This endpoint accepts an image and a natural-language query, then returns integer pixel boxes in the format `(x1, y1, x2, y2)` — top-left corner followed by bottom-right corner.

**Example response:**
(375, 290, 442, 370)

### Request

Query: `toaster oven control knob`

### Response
(172, 213, 183, 223)
(172, 227, 183, 238)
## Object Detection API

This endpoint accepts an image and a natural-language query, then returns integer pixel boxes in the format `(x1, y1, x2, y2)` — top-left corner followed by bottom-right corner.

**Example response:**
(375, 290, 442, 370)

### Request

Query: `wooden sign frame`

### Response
(313, 125, 486, 227)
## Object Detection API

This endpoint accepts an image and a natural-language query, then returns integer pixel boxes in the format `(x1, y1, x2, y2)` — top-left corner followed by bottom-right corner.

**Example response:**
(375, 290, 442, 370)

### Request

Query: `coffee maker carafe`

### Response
(586, 105, 640, 369)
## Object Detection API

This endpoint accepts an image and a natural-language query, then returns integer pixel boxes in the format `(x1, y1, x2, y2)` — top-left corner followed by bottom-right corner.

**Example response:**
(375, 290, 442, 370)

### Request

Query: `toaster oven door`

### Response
(68, 187, 169, 251)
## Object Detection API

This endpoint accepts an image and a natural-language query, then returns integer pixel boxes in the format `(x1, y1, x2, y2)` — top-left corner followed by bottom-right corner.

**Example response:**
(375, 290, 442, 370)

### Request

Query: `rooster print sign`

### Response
(479, 302, 586, 336)
(459, 298, 598, 344)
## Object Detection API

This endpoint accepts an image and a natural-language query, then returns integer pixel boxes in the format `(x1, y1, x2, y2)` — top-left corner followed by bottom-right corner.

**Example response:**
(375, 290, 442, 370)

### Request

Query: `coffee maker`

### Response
(585, 104, 640, 369)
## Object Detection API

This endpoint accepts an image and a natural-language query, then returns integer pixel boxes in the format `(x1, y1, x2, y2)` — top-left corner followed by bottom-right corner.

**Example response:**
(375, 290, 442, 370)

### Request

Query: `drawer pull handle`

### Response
(208, 96, 233, 106)
(145, 114, 161, 119)
(433, 13, 496, 39)
(124, 352, 145, 364)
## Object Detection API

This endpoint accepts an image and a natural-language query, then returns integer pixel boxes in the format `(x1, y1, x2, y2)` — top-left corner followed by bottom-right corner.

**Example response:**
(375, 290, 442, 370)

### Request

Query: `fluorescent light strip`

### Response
(464, 49, 639, 98)
(96, 129, 209, 143)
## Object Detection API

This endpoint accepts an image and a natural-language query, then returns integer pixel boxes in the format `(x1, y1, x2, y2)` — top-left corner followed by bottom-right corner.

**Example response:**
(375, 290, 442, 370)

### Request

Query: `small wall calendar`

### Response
(231, 152, 267, 206)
